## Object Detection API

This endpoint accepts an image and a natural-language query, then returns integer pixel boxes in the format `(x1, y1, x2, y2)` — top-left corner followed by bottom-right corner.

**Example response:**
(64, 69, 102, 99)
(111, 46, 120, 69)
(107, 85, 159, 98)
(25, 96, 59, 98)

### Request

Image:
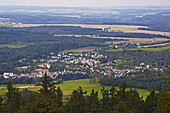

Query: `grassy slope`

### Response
(0, 79, 154, 99)
(0, 44, 26, 48)
(56, 79, 152, 99)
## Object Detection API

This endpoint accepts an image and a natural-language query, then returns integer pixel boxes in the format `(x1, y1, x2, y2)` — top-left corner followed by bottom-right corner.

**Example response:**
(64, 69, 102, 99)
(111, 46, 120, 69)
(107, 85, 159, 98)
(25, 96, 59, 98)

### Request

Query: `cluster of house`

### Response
(3, 70, 87, 79)
(47, 52, 106, 63)
(3, 51, 164, 79)
(3, 72, 44, 79)
(108, 42, 139, 49)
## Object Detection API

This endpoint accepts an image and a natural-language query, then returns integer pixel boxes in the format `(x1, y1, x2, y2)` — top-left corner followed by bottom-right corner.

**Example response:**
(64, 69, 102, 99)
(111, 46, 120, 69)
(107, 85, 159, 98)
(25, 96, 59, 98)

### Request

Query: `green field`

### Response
(114, 59, 124, 65)
(0, 24, 13, 27)
(0, 79, 153, 99)
(56, 79, 152, 99)
(18, 58, 27, 62)
(0, 44, 26, 48)
(106, 46, 170, 52)
(62, 47, 103, 53)
(105, 41, 129, 44)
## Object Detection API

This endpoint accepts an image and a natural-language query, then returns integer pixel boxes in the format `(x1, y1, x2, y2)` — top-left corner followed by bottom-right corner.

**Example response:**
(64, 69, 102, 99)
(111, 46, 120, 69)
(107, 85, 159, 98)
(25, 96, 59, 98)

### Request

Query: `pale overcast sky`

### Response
(0, 0, 169, 7)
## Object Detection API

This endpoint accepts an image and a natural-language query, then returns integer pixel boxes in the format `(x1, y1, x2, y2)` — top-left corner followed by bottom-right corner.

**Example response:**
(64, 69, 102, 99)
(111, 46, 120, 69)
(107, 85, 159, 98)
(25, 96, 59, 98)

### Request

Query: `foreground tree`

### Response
(157, 84, 170, 113)
(38, 73, 63, 107)
(145, 91, 158, 113)
(85, 89, 99, 112)
(18, 94, 64, 113)
(65, 87, 87, 113)
(56, 87, 63, 107)
(0, 96, 3, 113)
(4, 81, 24, 113)
(38, 73, 54, 96)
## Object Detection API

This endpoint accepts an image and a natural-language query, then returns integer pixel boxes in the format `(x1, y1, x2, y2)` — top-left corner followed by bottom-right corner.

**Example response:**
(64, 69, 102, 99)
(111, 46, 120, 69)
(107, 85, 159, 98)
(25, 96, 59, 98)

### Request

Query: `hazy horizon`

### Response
(0, 0, 170, 7)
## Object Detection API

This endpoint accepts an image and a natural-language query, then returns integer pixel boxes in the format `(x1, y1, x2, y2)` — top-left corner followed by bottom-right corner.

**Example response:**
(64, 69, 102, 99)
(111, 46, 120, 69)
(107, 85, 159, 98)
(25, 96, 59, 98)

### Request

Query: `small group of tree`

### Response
(0, 74, 169, 113)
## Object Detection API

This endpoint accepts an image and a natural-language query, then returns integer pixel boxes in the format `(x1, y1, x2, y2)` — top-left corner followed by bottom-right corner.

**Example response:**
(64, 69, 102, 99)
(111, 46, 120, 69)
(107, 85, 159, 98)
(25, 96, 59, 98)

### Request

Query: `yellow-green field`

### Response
(0, 24, 13, 27)
(62, 47, 102, 53)
(106, 46, 170, 52)
(18, 58, 27, 62)
(0, 79, 154, 99)
(0, 44, 26, 48)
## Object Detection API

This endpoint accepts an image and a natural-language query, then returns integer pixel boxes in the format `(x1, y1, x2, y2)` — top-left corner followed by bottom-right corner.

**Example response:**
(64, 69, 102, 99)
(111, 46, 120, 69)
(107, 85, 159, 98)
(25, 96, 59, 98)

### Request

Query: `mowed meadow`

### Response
(106, 46, 170, 52)
(0, 79, 153, 99)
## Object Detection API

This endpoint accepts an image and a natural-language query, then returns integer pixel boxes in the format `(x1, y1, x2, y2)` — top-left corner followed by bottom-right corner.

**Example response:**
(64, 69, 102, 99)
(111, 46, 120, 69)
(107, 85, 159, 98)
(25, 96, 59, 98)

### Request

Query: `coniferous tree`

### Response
(56, 87, 63, 107)
(118, 81, 127, 100)
(100, 86, 110, 113)
(126, 89, 144, 113)
(145, 91, 158, 113)
(65, 87, 86, 113)
(38, 73, 53, 96)
(4, 81, 24, 113)
(85, 89, 99, 113)
(18, 94, 64, 113)
(109, 86, 117, 111)
(112, 101, 130, 113)
(157, 84, 170, 113)
(0, 96, 3, 113)
(39, 73, 63, 107)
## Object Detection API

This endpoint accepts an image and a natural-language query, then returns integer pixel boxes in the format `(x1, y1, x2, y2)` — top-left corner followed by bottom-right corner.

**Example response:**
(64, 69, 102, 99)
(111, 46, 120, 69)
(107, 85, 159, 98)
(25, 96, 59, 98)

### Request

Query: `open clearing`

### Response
(55, 79, 153, 99)
(0, 24, 13, 27)
(92, 37, 169, 42)
(0, 79, 153, 99)
(106, 46, 170, 52)
(62, 47, 102, 53)
(13, 24, 170, 36)
(139, 43, 170, 48)
(0, 44, 26, 48)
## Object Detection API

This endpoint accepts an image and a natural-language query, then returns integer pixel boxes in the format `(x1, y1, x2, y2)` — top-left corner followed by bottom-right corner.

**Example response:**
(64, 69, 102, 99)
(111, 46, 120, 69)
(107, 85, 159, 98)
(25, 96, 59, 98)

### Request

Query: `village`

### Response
(3, 50, 164, 79)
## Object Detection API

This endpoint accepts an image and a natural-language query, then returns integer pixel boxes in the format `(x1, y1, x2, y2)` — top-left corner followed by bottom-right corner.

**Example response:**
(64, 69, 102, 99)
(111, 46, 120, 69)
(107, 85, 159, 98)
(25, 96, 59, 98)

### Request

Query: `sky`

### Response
(0, 0, 170, 7)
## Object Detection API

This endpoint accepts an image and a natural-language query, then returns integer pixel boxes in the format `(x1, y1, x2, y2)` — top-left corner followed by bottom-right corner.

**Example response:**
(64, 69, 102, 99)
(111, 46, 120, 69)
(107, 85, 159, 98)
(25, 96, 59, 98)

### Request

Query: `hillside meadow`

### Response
(0, 79, 153, 99)
(106, 46, 170, 52)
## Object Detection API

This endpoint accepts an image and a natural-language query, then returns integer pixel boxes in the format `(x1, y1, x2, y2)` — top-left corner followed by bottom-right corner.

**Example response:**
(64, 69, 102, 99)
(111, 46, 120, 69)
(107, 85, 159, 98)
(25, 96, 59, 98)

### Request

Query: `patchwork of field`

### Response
(54, 34, 169, 44)
(13, 24, 170, 36)
(13, 24, 145, 28)
(0, 79, 152, 99)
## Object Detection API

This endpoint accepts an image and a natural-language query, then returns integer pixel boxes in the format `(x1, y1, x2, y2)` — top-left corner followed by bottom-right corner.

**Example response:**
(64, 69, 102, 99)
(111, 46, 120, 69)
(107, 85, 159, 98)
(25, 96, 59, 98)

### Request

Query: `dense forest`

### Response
(0, 74, 169, 113)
